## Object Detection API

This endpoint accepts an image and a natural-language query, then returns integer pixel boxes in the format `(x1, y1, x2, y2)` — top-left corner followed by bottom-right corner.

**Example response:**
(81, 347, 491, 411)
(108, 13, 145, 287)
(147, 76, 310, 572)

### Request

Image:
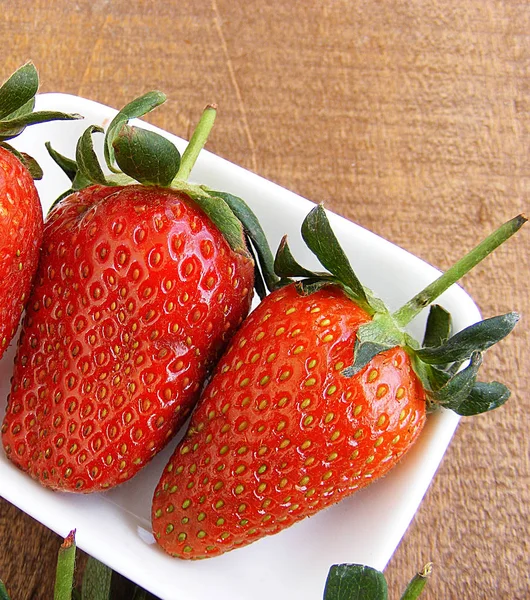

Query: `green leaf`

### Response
(0, 142, 43, 179)
(0, 110, 81, 141)
(301, 205, 372, 313)
(206, 189, 280, 293)
(274, 235, 321, 279)
(0, 63, 38, 120)
(104, 90, 166, 172)
(296, 278, 338, 296)
(54, 531, 77, 600)
(428, 352, 482, 410)
(416, 313, 519, 365)
(343, 340, 395, 377)
(46, 141, 79, 182)
(454, 381, 511, 416)
(342, 314, 404, 377)
(81, 557, 112, 600)
(76, 125, 109, 186)
(0, 580, 11, 600)
(422, 305, 452, 348)
(5, 97, 35, 120)
(324, 564, 388, 600)
(113, 124, 180, 186)
(184, 187, 248, 256)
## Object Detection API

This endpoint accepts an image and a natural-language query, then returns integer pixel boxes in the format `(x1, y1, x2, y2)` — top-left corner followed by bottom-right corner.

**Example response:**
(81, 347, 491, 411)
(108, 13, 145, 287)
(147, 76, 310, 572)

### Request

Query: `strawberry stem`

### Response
(399, 563, 433, 600)
(392, 214, 527, 328)
(175, 104, 217, 182)
(54, 530, 76, 600)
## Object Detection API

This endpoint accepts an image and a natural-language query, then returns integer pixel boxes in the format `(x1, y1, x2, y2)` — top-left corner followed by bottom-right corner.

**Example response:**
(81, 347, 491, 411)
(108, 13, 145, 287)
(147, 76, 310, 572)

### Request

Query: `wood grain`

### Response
(1, 0, 528, 598)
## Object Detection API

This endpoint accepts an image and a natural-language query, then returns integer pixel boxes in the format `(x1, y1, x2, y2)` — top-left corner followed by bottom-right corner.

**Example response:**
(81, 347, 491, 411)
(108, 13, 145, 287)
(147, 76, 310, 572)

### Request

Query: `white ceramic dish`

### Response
(0, 93, 478, 600)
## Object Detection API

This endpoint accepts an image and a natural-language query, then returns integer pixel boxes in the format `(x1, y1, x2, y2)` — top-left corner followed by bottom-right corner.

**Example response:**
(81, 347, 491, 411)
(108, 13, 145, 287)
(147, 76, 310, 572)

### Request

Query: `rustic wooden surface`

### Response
(1, 0, 528, 598)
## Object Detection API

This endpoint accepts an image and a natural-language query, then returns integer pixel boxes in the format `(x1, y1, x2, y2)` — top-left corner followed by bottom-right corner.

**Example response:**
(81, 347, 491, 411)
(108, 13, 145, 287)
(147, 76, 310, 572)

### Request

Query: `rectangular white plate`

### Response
(1, 93, 477, 600)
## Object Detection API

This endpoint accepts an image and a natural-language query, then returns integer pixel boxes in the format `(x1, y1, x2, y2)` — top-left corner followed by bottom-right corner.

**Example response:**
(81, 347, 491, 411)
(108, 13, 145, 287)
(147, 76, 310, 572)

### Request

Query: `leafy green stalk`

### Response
(54, 531, 77, 600)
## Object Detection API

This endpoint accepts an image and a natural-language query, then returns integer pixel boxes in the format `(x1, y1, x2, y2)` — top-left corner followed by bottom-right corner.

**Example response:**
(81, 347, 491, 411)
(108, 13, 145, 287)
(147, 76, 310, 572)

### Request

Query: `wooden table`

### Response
(1, 1, 528, 598)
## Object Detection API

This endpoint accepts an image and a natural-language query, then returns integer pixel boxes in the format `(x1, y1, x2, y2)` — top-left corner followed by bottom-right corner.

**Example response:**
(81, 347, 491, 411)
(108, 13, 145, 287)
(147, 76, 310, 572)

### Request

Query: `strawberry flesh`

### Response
(2, 184, 254, 492)
(152, 283, 426, 558)
(0, 147, 43, 360)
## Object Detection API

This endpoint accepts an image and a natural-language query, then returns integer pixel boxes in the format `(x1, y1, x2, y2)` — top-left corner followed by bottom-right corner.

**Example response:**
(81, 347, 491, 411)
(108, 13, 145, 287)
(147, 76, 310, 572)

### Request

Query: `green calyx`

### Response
(46, 93, 279, 299)
(0, 62, 81, 179)
(324, 561, 433, 600)
(276, 204, 525, 417)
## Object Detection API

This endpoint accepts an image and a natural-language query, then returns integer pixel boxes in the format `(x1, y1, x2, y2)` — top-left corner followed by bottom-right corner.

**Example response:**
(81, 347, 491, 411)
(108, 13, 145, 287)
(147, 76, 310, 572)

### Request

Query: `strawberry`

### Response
(1, 93, 277, 492)
(152, 205, 524, 558)
(0, 63, 79, 359)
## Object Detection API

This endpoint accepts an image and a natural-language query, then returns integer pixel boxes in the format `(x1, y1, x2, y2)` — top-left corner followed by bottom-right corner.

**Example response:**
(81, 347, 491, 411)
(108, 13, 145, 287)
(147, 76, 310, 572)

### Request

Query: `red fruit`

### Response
(1, 184, 255, 491)
(0, 62, 77, 359)
(152, 205, 523, 558)
(0, 147, 43, 359)
(152, 283, 426, 558)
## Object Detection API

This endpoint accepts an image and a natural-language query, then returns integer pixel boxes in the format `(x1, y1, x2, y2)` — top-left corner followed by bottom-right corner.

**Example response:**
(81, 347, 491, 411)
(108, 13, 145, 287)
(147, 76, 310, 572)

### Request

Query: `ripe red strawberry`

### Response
(152, 205, 524, 558)
(0, 63, 79, 359)
(0, 147, 42, 359)
(1, 94, 277, 492)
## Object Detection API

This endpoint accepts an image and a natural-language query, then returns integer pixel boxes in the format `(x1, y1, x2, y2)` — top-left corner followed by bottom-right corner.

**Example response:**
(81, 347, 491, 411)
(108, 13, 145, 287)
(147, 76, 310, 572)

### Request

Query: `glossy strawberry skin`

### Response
(0, 147, 43, 359)
(1, 184, 254, 492)
(152, 283, 426, 558)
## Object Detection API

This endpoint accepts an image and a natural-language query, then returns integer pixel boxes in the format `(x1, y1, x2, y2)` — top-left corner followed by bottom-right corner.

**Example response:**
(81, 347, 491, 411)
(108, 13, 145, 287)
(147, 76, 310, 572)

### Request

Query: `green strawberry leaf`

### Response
(422, 304, 452, 348)
(453, 381, 511, 416)
(76, 125, 109, 186)
(5, 97, 35, 120)
(274, 235, 322, 279)
(324, 564, 388, 600)
(46, 141, 80, 183)
(183, 186, 248, 256)
(296, 277, 339, 296)
(0, 142, 43, 179)
(104, 90, 166, 173)
(81, 557, 112, 600)
(0, 62, 38, 120)
(343, 314, 404, 377)
(203, 188, 280, 294)
(427, 352, 482, 410)
(0, 580, 11, 600)
(301, 204, 372, 313)
(112, 124, 181, 187)
(343, 340, 395, 377)
(416, 313, 519, 365)
(0, 110, 82, 141)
